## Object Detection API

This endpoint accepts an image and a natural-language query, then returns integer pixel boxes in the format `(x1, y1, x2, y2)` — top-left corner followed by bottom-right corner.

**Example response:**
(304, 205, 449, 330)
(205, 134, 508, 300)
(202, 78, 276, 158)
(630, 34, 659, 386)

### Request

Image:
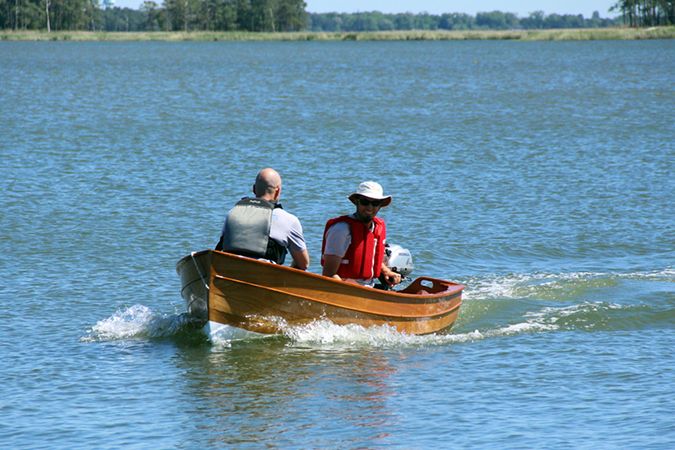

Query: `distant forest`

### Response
(1, 1, 673, 32)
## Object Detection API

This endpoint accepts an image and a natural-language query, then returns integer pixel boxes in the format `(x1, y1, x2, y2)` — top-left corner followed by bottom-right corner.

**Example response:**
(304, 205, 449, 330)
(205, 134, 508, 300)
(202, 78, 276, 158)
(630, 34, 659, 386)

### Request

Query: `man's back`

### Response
(216, 168, 310, 270)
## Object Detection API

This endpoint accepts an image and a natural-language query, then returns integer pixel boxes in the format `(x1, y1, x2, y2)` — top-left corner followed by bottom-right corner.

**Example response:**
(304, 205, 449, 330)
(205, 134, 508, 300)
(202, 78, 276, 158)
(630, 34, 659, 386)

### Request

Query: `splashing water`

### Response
(82, 304, 198, 342)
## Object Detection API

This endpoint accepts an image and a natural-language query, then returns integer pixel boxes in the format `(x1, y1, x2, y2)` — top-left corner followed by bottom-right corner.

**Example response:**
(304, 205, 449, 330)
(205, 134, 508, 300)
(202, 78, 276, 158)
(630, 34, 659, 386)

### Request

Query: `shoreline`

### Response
(2, 27, 674, 42)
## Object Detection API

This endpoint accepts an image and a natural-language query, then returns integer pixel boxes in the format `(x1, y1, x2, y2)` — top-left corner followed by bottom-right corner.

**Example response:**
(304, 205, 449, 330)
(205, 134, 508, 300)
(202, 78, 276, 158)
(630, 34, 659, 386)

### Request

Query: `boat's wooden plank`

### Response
(209, 274, 461, 334)
(213, 273, 460, 319)
(178, 249, 465, 335)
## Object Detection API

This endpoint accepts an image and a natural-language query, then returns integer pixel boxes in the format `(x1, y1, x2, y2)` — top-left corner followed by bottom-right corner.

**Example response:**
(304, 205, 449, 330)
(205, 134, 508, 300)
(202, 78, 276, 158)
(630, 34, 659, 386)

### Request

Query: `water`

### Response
(1, 40, 674, 448)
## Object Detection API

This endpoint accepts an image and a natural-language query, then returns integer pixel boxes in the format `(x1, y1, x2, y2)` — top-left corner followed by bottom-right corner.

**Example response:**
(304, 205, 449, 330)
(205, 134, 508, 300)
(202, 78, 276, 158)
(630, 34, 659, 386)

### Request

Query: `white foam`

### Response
(463, 271, 604, 300)
(461, 267, 673, 301)
(221, 301, 627, 347)
(81, 304, 189, 342)
(625, 267, 674, 280)
(507, 301, 627, 334)
(283, 319, 411, 346)
(281, 319, 485, 347)
(207, 321, 270, 348)
(493, 321, 558, 335)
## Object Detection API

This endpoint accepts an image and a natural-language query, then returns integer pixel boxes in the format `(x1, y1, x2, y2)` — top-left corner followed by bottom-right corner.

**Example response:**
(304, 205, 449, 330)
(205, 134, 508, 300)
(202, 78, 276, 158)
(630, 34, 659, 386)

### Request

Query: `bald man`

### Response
(215, 168, 310, 270)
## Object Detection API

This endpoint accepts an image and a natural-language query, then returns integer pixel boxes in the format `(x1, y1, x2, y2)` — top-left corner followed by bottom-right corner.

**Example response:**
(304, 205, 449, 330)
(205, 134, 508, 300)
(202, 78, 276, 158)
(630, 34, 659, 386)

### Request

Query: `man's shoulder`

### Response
(326, 220, 350, 235)
(327, 214, 357, 225)
(273, 207, 301, 224)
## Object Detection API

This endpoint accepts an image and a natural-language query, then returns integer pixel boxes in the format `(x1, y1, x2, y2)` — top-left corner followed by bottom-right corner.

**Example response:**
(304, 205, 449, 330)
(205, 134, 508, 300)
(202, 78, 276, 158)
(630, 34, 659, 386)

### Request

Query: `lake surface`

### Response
(1, 40, 674, 448)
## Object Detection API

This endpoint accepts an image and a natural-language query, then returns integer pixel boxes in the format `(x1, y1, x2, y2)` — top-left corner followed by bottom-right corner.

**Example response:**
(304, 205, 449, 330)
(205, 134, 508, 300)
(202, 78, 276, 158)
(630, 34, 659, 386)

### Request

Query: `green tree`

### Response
(163, 0, 186, 30)
(275, 0, 305, 31)
(141, 1, 159, 30)
(521, 10, 545, 29)
(45, 0, 50, 31)
(611, 0, 674, 26)
(250, 0, 276, 31)
(207, 0, 237, 30)
(475, 11, 518, 29)
(393, 12, 414, 30)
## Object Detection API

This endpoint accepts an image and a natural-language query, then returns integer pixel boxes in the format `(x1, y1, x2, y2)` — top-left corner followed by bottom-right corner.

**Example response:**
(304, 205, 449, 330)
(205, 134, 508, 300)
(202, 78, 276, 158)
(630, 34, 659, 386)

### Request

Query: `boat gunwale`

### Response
(178, 249, 464, 300)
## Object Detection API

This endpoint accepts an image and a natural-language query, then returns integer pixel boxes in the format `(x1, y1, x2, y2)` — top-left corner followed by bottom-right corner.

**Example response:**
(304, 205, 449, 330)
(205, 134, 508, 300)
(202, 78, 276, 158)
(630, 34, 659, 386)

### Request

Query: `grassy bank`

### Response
(2, 27, 674, 42)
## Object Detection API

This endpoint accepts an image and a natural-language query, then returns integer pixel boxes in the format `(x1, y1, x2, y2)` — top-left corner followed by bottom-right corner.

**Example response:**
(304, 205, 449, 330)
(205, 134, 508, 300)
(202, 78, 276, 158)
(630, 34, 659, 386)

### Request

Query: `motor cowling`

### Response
(375, 243, 414, 290)
(384, 244, 414, 277)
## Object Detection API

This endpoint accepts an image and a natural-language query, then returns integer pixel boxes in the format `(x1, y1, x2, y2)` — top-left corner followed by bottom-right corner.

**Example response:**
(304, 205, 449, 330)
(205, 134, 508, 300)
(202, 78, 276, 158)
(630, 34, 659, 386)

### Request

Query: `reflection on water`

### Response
(174, 340, 400, 446)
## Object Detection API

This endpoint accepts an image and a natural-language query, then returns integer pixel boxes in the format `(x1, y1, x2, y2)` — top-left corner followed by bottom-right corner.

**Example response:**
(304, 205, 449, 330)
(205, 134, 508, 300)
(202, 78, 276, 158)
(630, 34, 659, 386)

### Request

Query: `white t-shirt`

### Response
(323, 221, 352, 257)
(268, 208, 307, 253)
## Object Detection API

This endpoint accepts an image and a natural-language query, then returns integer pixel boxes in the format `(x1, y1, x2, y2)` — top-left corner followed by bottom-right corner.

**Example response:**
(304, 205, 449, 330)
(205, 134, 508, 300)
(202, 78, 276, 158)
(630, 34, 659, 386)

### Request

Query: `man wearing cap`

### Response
(321, 181, 401, 287)
(216, 168, 310, 270)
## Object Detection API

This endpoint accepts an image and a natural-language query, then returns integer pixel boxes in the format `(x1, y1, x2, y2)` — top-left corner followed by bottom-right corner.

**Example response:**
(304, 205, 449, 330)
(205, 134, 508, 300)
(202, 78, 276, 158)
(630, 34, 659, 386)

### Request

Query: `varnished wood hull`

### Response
(176, 250, 464, 336)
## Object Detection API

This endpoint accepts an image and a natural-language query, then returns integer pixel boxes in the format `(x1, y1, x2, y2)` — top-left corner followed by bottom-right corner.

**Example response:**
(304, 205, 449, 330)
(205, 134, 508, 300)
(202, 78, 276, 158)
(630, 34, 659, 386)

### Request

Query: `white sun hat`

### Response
(348, 181, 392, 207)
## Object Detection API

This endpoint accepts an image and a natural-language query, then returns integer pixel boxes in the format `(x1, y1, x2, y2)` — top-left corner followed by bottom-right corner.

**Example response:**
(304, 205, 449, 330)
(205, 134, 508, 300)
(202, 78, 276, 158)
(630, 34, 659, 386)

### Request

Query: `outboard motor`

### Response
(376, 243, 414, 290)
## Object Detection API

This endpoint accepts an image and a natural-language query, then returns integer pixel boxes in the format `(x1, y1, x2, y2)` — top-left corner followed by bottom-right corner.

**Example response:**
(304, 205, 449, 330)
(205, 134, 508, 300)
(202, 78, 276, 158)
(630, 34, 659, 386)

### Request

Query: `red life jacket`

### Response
(321, 215, 386, 280)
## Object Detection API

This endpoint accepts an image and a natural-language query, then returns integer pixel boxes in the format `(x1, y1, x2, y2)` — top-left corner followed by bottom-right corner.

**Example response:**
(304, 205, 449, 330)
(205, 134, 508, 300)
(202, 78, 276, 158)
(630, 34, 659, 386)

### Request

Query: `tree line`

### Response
(308, 11, 620, 32)
(1, 0, 99, 31)
(2, 1, 673, 32)
(0, 0, 308, 32)
(610, 0, 675, 26)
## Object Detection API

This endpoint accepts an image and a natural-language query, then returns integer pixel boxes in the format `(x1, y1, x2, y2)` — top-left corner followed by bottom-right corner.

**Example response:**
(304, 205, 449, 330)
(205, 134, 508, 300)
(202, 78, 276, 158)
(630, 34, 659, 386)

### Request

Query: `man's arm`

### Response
(321, 221, 351, 280)
(290, 248, 310, 271)
(322, 254, 343, 280)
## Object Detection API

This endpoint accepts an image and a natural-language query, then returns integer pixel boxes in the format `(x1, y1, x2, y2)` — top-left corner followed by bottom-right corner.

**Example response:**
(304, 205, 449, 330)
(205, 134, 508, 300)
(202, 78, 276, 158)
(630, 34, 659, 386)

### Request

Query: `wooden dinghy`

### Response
(176, 250, 464, 336)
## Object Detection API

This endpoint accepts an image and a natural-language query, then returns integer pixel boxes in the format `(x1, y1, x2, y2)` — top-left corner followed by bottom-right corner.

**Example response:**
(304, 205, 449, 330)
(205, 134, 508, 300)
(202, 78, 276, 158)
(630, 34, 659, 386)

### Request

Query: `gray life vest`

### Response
(220, 197, 287, 264)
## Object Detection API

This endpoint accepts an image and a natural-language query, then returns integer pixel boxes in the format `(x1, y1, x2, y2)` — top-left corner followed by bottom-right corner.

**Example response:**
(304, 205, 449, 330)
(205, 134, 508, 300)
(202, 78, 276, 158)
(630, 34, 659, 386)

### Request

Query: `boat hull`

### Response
(176, 250, 464, 336)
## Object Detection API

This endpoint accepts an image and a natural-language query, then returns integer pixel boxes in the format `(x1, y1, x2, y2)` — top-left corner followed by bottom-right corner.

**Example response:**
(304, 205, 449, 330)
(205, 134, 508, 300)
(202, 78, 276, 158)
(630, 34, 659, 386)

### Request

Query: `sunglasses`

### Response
(357, 197, 382, 207)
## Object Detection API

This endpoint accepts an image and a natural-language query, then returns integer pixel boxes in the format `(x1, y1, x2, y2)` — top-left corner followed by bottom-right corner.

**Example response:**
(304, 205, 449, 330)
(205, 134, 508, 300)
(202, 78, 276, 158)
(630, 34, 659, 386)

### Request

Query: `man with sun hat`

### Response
(321, 181, 401, 287)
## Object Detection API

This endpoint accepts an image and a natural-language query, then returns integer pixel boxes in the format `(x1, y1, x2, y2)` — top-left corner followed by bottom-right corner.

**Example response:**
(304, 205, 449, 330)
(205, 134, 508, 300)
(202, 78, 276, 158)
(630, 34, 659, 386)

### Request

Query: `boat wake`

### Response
(453, 267, 674, 336)
(83, 267, 672, 346)
(280, 267, 674, 346)
(461, 267, 673, 301)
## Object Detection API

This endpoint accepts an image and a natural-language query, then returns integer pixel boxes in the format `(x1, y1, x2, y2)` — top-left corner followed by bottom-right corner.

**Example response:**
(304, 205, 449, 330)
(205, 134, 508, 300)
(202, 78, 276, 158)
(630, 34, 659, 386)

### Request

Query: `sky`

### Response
(111, 1, 619, 18)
